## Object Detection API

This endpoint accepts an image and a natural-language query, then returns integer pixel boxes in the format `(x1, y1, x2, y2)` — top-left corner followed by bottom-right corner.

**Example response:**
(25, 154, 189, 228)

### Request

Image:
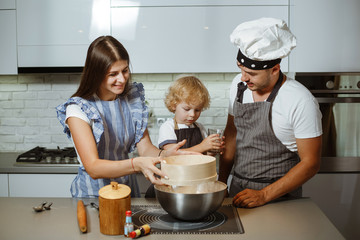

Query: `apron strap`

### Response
(236, 71, 284, 103)
(266, 71, 284, 102)
(173, 118, 179, 130)
(174, 118, 198, 129)
(233, 171, 281, 184)
(236, 82, 248, 103)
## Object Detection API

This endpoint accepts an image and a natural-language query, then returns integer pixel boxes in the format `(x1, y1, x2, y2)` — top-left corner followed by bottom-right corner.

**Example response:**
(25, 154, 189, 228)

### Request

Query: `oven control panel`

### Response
(296, 75, 360, 91)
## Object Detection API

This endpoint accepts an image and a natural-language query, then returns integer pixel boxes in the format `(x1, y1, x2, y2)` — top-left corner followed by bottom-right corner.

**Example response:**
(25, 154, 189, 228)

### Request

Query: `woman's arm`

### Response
(67, 117, 168, 185)
(161, 134, 224, 154)
(67, 117, 136, 179)
(134, 128, 199, 183)
(136, 129, 162, 157)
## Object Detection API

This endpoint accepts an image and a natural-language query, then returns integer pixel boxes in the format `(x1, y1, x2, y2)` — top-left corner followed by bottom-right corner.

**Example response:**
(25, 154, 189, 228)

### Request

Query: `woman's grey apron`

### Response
(145, 118, 203, 198)
(229, 72, 302, 199)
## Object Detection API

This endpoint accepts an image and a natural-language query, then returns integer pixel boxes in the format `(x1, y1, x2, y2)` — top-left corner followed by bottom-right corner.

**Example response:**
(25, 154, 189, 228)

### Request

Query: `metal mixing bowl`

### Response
(154, 181, 227, 221)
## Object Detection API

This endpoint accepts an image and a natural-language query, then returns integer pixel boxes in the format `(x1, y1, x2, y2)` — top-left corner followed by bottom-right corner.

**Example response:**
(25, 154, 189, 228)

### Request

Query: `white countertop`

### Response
(0, 197, 344, 240)
(2, 152, 359, 174)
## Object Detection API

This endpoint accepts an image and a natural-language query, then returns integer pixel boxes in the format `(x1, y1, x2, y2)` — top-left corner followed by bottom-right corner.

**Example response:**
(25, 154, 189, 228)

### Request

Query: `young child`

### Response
(158, 75, 224, 154)
(145, 75, 224, 198)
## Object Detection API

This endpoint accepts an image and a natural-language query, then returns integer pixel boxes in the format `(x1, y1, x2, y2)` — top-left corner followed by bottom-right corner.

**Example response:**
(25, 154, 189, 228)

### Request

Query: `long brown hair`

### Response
(72, 36, 131, 99)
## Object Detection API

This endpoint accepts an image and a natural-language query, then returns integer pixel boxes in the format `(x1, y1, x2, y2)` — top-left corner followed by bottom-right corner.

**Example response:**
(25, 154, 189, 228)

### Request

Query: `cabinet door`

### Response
(9, 174, 76, 197)
(303, 174, 360, 239)
(0, 174, 9, 197)
(17, 0, 110, 67)
(111, 5, 289, 73)
(290, 0, 360, 72)
(0, 0, 15, 9)
(111, 0, 289, 7)
(0, 10, 17, 74)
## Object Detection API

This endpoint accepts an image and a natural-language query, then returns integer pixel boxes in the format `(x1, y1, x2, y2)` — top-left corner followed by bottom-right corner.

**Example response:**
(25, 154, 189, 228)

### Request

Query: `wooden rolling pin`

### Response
(77, 200, 87, 233)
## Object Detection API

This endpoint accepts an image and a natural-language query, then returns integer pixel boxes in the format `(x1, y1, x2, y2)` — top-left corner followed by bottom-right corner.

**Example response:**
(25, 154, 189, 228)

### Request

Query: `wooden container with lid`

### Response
(98, 182, 131, 235)
(161, 155, 217, 186)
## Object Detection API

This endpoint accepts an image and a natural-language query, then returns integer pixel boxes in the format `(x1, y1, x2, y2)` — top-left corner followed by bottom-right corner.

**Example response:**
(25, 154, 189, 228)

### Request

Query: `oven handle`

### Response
(311, 90, 360, 94)
(316, 97, 360, 103)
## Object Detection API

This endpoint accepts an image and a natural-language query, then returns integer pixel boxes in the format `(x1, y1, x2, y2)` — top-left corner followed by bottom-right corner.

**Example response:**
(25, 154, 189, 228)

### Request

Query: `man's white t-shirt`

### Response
(228, 73, 322, 152)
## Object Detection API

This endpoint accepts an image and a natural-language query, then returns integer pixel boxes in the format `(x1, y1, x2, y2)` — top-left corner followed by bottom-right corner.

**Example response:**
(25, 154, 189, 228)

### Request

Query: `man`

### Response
(219, 18, 322, 208)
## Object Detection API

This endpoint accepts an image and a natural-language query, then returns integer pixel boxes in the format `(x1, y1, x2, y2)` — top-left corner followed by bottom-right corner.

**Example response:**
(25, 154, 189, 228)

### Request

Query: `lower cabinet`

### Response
(0, 174, 9, 197)
(136, 173, 151, 197)
(9, 174, 76, 197)
(303, 173, 360, 240)
(4, 173, 150, 198)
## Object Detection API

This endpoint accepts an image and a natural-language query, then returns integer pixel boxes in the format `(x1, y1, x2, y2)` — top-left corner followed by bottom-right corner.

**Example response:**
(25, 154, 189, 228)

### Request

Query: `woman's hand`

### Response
(132, 157, 167, 185)
(162, 140, 201, 157)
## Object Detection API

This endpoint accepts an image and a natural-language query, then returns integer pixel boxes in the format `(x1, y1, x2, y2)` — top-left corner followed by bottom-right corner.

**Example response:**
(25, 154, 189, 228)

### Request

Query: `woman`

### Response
(56, 36, 188, 198)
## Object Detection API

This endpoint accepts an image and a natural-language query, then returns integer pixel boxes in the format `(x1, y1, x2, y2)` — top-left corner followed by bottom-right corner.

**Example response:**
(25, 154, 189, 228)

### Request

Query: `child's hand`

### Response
(202, 134, 225, 153)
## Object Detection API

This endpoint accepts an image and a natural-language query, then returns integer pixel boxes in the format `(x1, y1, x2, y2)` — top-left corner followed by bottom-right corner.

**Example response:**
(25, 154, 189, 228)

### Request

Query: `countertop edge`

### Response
(1, 152, 360, 174)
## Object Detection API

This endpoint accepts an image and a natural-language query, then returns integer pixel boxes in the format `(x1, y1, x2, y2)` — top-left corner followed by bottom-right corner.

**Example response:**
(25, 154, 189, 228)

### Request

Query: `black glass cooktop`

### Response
(131, 205, 244, 235)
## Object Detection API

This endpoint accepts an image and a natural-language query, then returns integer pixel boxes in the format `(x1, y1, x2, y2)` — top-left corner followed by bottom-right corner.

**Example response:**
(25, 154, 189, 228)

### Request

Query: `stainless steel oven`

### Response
(296, 74, 360, 173)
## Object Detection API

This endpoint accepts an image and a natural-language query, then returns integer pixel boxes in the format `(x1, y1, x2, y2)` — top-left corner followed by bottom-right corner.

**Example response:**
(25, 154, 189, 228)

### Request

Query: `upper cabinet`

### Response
(111, 0, 289, 73)
(0, 0, 15, 9)
(16, 0, 110, 68)
(290, 0, 360, 72)
(0, 10, 17, 74)
(10, 0, 360, 73)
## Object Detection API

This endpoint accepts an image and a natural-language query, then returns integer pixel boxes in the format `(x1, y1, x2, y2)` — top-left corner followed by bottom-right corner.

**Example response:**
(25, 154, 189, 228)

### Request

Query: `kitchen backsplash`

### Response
(0, 73, 237, 152)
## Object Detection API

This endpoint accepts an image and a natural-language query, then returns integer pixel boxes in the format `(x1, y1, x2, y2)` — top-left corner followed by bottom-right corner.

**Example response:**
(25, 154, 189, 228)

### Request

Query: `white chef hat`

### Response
(230, 17, 296, 70)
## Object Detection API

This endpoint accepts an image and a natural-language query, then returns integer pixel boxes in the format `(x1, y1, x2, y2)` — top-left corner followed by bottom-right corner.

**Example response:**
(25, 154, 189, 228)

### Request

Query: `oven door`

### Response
(313, 89, 360, 172)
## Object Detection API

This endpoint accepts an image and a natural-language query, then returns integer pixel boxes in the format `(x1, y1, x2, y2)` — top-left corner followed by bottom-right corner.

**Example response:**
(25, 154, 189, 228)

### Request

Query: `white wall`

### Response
(0, 72, 235, 151)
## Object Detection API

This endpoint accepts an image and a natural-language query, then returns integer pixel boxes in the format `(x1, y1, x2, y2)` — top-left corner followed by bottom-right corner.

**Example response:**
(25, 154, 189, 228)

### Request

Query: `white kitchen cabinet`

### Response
(111, 0, 289, 73)
(0, 174, 9, 197)
(111, 0, 289, 7)
(303, 173, 360, 239)
(0, 10, 17, 74)
(9, 174, 76, 198)
(289, 0, 360, 72)
(16, 0, 110, 67)
(0, 0, 15, 9)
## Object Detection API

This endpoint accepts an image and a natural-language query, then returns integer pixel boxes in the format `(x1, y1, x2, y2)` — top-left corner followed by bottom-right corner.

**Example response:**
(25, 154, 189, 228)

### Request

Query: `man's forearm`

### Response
(261, 136, 322, 203)
(218, 115, 237, 184)
(219, 157, 234, 183)
(261, 158, 319, 202)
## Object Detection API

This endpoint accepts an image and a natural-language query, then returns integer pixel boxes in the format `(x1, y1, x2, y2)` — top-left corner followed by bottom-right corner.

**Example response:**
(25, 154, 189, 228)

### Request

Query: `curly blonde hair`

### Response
(164, 75, 210, 113)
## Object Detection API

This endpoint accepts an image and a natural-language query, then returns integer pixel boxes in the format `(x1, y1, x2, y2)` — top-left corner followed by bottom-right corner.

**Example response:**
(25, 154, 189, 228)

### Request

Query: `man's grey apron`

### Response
(145, 118, 203, 198)
(229, 72, 302, 199)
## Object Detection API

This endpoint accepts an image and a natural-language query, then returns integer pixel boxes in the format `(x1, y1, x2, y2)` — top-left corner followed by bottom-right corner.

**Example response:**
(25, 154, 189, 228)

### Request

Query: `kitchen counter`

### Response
(0, 197, 343, 240)
(2, 151, 359, 174)
(0, 152, 152, 198)
(0, 152, 79, 174)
